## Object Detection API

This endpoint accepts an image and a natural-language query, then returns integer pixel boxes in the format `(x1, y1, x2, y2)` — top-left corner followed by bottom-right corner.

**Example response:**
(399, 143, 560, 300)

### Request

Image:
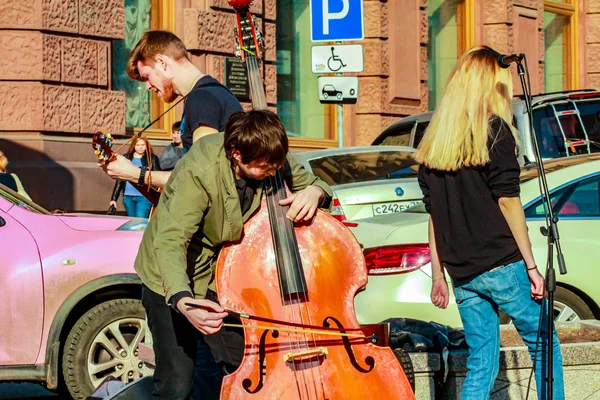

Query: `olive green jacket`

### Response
(134, 133, 333, 303)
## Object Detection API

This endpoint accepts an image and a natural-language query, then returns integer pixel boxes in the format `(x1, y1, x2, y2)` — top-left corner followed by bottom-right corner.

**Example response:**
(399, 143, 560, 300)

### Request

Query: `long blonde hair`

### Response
(414, 46, 520, 171)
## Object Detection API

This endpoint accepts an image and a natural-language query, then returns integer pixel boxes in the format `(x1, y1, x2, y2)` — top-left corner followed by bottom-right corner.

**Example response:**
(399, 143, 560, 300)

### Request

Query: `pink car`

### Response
(0, 184, 149, 399)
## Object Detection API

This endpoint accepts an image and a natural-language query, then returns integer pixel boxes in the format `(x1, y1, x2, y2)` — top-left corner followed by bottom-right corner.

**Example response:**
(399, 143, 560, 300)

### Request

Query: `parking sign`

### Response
(310, 0, 364, 42)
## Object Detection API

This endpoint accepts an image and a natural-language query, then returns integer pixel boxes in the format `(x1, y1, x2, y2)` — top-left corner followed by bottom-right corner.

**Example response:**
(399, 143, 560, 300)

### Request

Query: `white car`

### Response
(292, 146, 422, 221)
(348, 154, 600, 327)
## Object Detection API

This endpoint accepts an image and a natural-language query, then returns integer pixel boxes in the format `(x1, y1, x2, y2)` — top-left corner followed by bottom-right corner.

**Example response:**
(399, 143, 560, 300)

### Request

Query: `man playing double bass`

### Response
(136, 109, 332, 398)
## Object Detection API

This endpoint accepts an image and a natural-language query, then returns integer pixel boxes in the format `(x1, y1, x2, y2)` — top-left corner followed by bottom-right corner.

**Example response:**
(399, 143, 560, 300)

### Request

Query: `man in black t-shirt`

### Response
(102, 31, 242, 190)
(180, 75, 242, 151)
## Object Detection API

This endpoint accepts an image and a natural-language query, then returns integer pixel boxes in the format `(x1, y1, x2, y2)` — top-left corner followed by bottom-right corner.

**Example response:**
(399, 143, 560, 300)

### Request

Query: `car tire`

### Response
(336, 93, 342, 99)
(552, 286, 594, 321)
(62, 299, 149, 399)
(323, 93, 329, 99)
(499, 286, 594, 324)
(394, 348, 415, 393)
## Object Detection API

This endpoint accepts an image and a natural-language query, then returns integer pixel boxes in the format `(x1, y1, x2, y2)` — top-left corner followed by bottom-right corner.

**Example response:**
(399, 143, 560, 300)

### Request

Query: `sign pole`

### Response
(336, 41, 344, 148)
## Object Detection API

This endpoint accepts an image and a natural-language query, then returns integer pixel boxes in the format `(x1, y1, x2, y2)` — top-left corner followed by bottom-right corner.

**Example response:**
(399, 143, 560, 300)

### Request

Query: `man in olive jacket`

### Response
(136, 110, 332, 398)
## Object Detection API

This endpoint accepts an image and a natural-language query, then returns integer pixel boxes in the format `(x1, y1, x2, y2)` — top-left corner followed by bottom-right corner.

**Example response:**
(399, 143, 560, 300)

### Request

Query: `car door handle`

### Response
(0, 216, 5, 227)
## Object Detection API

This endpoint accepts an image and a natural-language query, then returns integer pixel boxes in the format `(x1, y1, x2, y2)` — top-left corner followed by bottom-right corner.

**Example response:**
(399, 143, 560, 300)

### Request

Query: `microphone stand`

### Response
(516, 56, 567, 400)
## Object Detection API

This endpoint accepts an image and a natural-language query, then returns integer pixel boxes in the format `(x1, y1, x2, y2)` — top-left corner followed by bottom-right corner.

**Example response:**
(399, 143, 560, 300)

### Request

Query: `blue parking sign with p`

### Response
(310, 0, 364, 42)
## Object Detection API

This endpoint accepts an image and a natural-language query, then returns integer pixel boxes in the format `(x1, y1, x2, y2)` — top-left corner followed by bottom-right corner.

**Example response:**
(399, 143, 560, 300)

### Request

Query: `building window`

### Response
(427, 0, 472, 110)
(276, 0, 335, 143)
(543, 1, 577, 92)
(111, 0, 175, 136)
(112, 0, 152, 129)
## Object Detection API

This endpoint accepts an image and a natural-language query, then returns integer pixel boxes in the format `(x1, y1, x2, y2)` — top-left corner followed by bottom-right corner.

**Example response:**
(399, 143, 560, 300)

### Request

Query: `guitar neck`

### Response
(246, 55, 267, 110)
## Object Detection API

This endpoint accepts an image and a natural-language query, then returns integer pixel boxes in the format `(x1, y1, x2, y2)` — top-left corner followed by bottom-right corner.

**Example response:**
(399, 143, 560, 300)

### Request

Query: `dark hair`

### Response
(224, 110, 288, 167)
(172, 121, 181, 131)
(127, 31, 189, 81)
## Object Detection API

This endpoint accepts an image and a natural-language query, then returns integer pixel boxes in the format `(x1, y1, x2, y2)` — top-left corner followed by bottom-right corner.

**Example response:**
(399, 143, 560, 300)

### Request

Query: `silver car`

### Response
(292, 146, 422, 221)
(373, 90, 600, 164)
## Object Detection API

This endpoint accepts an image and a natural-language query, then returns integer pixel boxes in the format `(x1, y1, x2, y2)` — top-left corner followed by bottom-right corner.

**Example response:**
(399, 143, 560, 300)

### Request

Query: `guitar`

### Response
(92, 131, 161, 206)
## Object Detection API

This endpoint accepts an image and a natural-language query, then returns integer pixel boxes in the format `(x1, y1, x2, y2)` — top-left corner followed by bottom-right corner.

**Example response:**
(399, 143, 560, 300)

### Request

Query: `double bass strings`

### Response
(266, 172, 316, 399)
(271, 172, 326, 399)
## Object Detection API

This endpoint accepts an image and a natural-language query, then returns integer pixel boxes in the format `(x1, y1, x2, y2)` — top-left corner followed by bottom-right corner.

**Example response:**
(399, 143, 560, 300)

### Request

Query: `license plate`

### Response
(372, 201, 421, 216)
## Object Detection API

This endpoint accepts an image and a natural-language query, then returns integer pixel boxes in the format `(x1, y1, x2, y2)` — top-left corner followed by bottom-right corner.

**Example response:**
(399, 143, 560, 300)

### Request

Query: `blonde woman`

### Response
(0, 151, 32, 201)
(415, 46, 564, 400)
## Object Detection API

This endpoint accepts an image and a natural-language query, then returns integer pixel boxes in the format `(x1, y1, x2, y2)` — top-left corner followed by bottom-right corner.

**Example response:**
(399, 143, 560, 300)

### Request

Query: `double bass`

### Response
(215, 1, 416, 398)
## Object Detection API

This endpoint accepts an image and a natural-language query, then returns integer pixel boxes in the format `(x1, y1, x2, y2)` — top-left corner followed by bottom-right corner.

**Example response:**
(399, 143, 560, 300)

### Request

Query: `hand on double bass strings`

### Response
(177, 297, 229, 335)
(279, 185, 326, 222)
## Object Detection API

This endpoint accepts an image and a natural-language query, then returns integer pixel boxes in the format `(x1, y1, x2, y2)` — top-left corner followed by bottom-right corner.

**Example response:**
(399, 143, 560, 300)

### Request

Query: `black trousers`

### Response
(141, 285, 244, 399)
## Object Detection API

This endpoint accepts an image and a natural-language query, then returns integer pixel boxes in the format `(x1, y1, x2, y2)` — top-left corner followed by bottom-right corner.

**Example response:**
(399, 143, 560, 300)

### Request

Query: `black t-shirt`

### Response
(181, 75, 243, 150)
(418, 116, 522, 280)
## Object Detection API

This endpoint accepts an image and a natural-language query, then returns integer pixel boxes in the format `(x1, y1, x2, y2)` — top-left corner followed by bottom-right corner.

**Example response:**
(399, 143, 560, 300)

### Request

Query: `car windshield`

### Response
(0, 184, 50, 215)
(532, 98, 600, 158)
(308, 150, 418, 186)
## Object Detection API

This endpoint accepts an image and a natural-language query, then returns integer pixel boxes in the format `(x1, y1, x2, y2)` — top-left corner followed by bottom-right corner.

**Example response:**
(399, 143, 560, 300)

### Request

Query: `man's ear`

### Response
(154, 54, 169, 71)
(231, 149, 241, 162)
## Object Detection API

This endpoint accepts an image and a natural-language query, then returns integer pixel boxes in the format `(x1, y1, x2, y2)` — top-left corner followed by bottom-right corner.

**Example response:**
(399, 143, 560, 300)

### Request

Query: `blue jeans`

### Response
(123, 195, 153, 218)
(453, 260, 564, 400)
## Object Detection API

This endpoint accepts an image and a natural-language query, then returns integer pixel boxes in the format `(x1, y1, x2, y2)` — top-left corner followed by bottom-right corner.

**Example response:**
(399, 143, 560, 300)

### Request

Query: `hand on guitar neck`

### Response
(93, 131, 166, 205)
(103, 153, 169, 189)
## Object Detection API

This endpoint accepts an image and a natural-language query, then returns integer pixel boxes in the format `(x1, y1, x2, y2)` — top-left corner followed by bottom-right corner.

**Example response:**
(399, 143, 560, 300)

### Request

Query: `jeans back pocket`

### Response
(481, 263, 520, 301)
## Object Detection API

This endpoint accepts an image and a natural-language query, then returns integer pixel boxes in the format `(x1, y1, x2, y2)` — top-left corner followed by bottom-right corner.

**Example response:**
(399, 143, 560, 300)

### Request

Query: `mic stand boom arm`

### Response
(516, 57, 567, 400)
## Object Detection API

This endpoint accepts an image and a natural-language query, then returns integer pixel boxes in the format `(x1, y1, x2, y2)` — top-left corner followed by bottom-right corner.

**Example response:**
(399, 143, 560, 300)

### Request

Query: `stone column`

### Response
(345, 0, 429, 146)
(0, 0, 125, 212)
(585, 0, 600, 89)
(482, 0, 544, 95)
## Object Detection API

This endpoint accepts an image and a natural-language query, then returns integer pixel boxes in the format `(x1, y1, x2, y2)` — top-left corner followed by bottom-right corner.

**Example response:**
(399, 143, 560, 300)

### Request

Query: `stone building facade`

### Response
(0, 0, 597, 212)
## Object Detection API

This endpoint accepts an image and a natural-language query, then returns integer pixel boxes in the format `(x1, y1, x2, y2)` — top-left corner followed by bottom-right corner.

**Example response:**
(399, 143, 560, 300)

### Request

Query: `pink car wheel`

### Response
(62, 299, 150, 398)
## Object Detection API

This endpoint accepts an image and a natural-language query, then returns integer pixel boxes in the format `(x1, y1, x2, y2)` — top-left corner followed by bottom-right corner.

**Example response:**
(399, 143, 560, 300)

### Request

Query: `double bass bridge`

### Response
(284, 347, 328, 363)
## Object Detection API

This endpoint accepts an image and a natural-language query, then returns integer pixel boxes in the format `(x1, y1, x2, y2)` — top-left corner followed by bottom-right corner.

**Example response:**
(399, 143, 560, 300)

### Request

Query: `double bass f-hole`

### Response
(242, 329, 279, 394)
(323, 316, 375, 373)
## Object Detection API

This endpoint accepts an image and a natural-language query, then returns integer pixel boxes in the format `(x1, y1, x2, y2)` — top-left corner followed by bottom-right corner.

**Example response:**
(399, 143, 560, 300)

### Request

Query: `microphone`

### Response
(498, 53, 524, 69)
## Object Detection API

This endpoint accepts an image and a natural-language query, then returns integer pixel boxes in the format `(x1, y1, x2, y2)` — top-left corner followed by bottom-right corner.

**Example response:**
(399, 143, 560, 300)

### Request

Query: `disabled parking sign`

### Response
(311, 44, 364, 73)
(310, 0, 364, 42)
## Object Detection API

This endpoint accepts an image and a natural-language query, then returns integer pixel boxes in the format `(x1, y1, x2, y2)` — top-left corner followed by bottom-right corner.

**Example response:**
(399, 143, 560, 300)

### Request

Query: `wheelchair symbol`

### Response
(327, 47, 347, 72)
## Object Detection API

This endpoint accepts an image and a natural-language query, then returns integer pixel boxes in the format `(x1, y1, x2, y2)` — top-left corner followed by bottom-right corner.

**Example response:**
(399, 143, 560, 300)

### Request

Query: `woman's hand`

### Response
(109, 200, 117, 207)
(431, 278, 449, 309)
(527, 266, 545, 300)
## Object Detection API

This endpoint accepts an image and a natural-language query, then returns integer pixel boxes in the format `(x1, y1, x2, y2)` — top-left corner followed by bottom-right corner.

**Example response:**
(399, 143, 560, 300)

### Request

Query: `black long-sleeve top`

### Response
(418, 116, 522, 280)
